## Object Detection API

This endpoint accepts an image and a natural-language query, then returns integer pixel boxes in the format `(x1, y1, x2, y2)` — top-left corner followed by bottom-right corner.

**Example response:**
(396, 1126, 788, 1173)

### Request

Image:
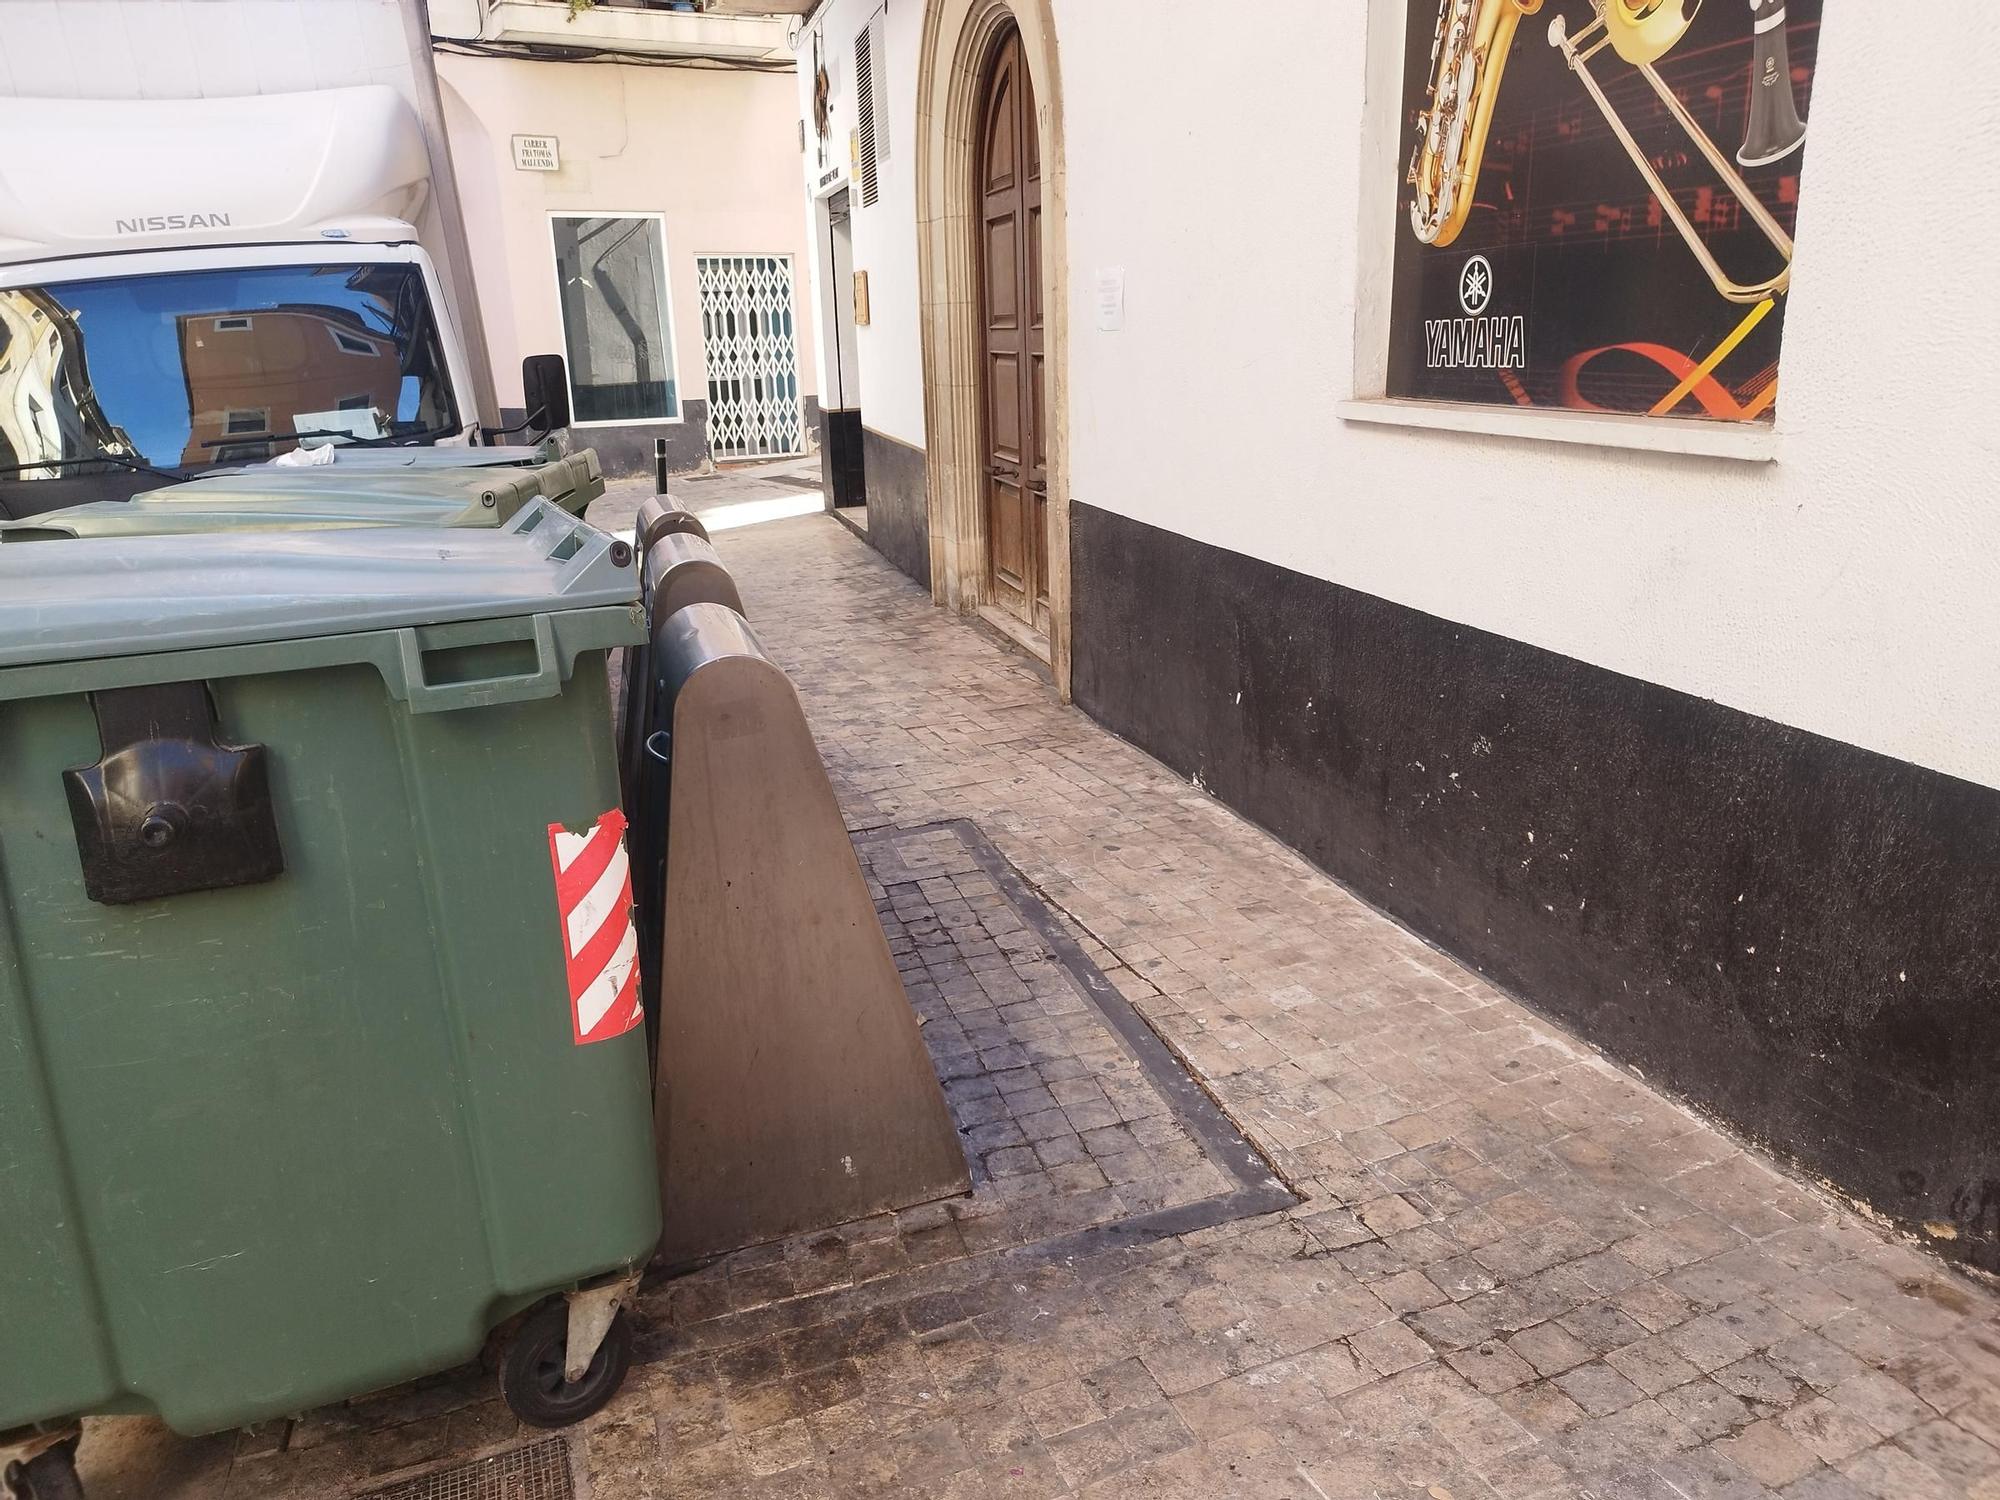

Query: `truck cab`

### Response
(0, 85, 518, 519)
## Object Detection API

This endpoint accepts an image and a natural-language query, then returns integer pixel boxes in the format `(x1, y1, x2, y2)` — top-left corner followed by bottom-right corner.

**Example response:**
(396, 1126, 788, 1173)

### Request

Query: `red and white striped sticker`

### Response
(547, 809, 643, 1046)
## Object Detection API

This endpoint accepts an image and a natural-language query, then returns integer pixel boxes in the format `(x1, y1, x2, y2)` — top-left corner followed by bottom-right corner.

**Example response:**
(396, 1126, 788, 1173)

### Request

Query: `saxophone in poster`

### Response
(1406, 0, 1797, 303)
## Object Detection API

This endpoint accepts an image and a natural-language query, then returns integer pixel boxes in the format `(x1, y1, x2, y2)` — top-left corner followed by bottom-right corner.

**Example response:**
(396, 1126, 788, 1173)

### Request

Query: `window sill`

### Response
(1336, 398, 1777, 463)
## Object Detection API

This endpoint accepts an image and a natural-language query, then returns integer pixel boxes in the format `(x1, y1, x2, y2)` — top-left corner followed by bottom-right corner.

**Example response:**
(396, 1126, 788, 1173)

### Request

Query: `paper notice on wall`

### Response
(1095, 269, 1125, 332)
(291, 409, 382, 446)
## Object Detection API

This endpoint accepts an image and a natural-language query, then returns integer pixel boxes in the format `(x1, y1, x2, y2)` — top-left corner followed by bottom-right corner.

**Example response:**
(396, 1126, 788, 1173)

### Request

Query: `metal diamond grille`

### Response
(353, 1437, 572, 1500)
(695, 254, 804, 461)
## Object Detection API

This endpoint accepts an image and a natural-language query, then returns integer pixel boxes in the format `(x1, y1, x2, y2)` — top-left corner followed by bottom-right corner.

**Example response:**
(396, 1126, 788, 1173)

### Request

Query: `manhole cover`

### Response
(354, 1437, 572, 1500)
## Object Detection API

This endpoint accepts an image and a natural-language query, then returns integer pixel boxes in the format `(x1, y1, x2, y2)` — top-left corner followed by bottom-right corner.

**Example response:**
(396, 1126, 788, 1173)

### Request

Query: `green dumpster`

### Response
(0, 501, 658, 1493)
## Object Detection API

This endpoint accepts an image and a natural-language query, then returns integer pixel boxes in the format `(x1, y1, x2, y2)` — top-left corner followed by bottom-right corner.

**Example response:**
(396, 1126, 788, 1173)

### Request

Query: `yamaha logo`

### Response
(1458, 254, 1494, 314)
(1426, 252, 1525, 371)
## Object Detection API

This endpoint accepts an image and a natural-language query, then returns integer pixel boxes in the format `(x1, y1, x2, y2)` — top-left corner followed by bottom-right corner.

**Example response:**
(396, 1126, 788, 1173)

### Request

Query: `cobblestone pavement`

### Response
(78, 465, 2000, 1499)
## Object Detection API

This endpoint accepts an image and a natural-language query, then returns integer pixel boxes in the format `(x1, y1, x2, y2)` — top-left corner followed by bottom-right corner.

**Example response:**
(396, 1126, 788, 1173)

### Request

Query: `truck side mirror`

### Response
(521, 354, 571, 434)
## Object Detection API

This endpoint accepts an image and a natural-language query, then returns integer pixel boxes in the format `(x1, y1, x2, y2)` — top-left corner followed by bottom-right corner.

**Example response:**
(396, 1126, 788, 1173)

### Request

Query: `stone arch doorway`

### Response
(915, 0, 1070, 696)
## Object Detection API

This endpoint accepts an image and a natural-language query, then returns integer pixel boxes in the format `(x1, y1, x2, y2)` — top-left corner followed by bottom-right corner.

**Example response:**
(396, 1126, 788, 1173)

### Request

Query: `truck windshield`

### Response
(0, 262, 459, 479)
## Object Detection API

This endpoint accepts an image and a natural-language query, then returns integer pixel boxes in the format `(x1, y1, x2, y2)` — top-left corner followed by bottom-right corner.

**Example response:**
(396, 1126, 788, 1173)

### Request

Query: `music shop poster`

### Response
(1386, 0, 1822, 422)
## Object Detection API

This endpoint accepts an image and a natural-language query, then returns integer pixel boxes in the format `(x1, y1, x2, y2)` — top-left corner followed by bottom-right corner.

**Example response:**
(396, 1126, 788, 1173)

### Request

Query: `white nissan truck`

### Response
(0, 0, 572, 522)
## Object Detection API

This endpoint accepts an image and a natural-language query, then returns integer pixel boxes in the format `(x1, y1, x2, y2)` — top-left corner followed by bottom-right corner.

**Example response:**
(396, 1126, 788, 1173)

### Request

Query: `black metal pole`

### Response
(654, 438, 670, 496)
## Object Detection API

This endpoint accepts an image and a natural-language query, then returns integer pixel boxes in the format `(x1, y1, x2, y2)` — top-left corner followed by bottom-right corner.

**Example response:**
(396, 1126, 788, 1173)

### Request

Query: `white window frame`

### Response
(548, 210, 684, 428)
(1336, 0, 1777, 463)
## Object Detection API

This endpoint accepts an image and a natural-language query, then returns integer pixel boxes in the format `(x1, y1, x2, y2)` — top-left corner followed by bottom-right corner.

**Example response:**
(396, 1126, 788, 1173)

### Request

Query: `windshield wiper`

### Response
(0, 451, 187, 483)
(202, 421, 463, 453)
(342, 420, 466, 449)
(201, 428, 359, 450)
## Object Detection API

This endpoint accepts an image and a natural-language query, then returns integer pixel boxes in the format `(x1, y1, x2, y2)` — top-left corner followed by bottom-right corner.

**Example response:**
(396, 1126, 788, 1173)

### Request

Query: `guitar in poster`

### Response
(1385, 0, 1820, 422)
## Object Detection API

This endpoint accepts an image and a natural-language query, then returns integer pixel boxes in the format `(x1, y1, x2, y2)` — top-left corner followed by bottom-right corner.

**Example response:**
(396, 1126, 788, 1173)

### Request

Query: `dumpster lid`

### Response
(0, 500, 636, 670)
(0, 453, 603, 541)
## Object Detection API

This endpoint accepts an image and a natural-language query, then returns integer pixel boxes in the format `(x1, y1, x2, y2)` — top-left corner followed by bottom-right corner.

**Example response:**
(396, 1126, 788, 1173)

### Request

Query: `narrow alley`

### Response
(3, 2, 1994, 1497)
(87, 471, 2000, 1500)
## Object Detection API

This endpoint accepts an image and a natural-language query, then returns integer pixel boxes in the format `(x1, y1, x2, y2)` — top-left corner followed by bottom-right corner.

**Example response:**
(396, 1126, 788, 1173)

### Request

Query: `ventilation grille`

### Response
(853, 8, 888, 207)
(853, 22, 877, 205)
(353, 1438, 572, 1500)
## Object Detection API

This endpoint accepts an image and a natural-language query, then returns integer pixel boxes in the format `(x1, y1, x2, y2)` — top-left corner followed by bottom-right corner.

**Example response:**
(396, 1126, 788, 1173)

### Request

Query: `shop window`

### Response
(550, 213, 680, 424)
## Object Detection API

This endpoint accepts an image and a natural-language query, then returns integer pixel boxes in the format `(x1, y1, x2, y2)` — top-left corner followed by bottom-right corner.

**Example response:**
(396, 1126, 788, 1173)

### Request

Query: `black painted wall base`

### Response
(820, 409, 866, 509)
(1071, 502, 2000, 1273)
(862, 427, 931, 591)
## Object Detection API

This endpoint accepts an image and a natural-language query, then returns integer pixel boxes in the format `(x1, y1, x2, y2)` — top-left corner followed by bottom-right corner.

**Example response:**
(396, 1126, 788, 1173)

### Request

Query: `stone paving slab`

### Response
(69, 480, 2000, 1498)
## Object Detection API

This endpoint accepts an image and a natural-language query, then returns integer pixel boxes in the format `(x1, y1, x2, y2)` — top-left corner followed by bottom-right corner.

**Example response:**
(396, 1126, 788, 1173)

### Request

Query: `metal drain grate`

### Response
(354, 1437, 572, 1500)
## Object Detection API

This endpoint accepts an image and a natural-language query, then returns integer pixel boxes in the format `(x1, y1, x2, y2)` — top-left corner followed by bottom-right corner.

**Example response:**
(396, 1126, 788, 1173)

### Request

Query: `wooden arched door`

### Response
(976, 25, 1048, 637)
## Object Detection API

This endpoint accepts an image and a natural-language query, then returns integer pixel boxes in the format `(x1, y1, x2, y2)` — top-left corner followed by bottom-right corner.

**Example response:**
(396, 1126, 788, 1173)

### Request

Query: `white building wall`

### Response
(797, 0, 928, 449)
(795, 32, 840, 408)
(1055, 1, 1998, 792)
(778, 0, 2000, 1274)
(439, 52, 816, 416)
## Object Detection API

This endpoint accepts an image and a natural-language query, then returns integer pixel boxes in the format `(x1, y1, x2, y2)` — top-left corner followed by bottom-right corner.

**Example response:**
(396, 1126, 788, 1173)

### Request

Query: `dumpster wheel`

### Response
(4, 1439, 82, 1500)
(498, 1300, 634, 1429)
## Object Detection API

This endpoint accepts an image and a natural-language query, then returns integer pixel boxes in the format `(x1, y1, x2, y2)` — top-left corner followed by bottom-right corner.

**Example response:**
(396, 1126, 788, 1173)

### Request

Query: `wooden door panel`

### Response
(988, 477, 1026, 594)
(983, 217, 1019, 329)
(1031, 485, 1050, 631)
(977, 28, 1042, 630)
(1030, 351, 1046, 476)
(982, 76, 1016, 193)
(986, 352, 1022, 464)
(1023, 70, 1040, 179)
(1026, 204, 1043, 333)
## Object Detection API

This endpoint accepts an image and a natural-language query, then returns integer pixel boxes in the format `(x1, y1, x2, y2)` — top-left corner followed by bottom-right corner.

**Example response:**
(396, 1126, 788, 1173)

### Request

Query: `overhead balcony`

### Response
(431, 0, 803, 62)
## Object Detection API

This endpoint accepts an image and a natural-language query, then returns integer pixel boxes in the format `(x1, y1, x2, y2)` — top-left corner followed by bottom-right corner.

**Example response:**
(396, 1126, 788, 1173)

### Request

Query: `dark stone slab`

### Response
(861, 426, 930, 591)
